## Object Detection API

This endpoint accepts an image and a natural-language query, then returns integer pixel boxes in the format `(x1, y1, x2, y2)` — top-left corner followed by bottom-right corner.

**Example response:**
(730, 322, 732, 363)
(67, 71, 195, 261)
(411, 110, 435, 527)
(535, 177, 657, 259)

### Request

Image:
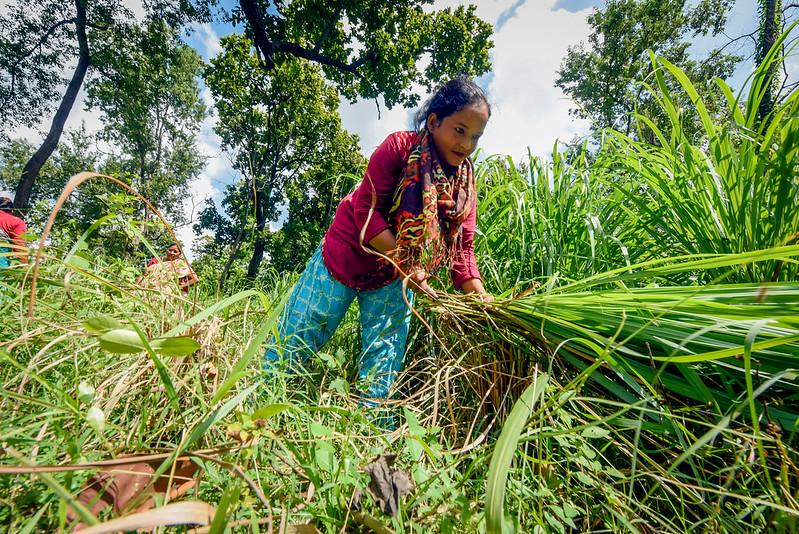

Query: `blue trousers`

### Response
(264, 246, 414, 403)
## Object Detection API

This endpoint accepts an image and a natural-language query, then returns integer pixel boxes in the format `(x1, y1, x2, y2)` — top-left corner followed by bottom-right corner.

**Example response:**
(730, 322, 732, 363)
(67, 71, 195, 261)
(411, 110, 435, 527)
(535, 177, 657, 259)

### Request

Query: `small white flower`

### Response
(78, 382, 95, 405)
(86, 406, 105, 433)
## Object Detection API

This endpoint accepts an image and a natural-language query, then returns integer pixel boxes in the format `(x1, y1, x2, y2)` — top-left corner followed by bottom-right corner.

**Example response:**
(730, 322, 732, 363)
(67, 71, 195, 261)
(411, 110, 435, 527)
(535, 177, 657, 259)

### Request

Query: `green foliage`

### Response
(197, 34, 364, 283)
(606, 47, 799, 283)
(0, 0, 214, 139)
(486, 374, 549, 534)
(475, 148, 633, 294)
(0, 0, 132, 138)
(0, 127, 109, 230)
(233, 0, 493, 108)
(555, 0, 740, 139)
(86, 21, 207, 224)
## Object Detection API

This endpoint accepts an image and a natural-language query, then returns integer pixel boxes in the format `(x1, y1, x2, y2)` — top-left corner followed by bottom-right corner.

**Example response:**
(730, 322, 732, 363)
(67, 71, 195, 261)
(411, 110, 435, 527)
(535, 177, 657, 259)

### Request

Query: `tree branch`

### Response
(238, 0, 376, 74)
(271, 41, 376, 74)
(717, 30, 758, 54)
(1, 17, 77, 111)
(11, 18, 77, 69)
(238, 0, 275, 69)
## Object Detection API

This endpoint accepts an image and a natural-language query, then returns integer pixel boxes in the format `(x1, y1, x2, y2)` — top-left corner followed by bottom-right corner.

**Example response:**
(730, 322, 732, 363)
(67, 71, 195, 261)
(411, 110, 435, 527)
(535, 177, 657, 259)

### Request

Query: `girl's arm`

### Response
(368, 228, 397, 255)
(369, 229, 436, 297)
(461, 277, 493, 301)
(461, 278, 486, 294)
(451, 196, 490, 298)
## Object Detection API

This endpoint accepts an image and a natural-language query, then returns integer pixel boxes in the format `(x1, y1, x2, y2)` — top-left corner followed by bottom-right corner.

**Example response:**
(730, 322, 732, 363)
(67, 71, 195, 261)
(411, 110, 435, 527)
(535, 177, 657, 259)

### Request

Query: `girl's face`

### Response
(427, 103, 489, 167)
(166, 245, 180, 260)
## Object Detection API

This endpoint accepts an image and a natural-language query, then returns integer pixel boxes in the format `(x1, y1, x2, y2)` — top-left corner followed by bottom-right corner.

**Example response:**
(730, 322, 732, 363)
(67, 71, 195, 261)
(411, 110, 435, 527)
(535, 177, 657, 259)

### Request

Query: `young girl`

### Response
(265, 77, 491, 412)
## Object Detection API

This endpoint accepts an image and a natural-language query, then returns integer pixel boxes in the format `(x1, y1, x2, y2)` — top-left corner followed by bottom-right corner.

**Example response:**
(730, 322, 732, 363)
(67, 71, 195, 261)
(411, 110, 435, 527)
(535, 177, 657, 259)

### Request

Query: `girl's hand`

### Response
(461, 278, 492, 302)
(464, 291, 493, 303)
(405, 269, 437, 299)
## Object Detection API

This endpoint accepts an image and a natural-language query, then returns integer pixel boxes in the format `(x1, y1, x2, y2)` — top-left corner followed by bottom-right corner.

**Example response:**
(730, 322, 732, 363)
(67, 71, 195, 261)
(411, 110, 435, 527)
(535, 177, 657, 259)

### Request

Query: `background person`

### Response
(0, 196, 28, 268)
(136, 242, 198, 294)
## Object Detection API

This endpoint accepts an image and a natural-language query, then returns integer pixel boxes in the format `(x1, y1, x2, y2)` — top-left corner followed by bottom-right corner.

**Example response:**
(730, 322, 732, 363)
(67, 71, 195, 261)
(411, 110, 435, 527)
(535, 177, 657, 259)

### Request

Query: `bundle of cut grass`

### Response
(424, 246, 799, 433)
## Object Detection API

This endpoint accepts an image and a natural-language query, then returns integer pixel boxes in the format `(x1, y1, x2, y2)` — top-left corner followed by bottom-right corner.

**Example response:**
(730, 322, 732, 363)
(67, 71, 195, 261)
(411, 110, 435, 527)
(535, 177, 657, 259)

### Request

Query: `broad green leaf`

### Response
(83, 316, 123, 335)
(149, 336, 201, 356)
(581, 426, 610, 439)
(251, 403, 292, 421)
(486, 372, 549, 534)
(98, 329, 145, 353)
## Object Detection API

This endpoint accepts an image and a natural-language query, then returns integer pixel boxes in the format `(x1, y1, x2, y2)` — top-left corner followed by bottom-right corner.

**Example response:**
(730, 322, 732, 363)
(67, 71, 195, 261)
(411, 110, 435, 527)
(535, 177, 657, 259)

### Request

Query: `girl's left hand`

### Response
(465, 291, 493, 303)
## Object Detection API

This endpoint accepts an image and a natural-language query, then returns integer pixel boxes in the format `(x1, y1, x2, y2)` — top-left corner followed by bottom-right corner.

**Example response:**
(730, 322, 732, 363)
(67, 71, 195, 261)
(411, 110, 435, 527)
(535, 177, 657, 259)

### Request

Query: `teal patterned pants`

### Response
(264, 245, 414, 404)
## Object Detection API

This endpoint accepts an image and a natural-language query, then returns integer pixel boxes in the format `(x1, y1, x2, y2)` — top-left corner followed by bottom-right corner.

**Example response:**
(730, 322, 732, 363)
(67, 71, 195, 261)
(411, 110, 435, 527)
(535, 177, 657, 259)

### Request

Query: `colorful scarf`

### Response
(384, 128, 474, 277)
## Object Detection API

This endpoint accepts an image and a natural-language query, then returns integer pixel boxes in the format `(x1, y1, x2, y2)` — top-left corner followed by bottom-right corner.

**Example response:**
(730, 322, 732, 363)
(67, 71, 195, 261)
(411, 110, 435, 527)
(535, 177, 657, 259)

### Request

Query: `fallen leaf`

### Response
(361, 454, 413, 516)
(76, 501, 214, 534)
(68, 457, 198, 530)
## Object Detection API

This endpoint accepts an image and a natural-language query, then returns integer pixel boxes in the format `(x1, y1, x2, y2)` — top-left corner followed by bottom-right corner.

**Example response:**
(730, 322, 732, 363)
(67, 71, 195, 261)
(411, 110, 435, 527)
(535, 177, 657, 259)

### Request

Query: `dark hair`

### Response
(414, 77, 490, 130)
(0, 197, 13, 213)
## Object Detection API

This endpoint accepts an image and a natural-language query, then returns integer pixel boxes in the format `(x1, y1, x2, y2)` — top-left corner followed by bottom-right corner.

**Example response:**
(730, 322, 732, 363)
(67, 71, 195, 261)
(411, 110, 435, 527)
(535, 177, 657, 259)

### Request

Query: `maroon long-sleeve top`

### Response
(322, 131, 482, 291)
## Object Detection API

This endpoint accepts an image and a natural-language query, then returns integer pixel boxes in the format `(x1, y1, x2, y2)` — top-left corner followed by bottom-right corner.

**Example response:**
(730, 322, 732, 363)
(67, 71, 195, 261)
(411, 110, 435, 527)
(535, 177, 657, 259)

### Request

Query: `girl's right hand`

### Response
(405, 269, 437, 299)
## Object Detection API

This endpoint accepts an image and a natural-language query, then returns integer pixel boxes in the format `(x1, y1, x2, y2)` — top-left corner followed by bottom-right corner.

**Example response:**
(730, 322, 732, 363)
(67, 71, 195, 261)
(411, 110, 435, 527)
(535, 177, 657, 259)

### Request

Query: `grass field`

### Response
(1, 50, 798, 533)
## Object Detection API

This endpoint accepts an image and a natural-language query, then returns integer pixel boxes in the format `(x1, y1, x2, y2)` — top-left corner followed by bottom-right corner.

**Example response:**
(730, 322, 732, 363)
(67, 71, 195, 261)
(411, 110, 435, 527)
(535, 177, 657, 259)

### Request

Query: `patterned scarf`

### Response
(384, 128, 474, 277)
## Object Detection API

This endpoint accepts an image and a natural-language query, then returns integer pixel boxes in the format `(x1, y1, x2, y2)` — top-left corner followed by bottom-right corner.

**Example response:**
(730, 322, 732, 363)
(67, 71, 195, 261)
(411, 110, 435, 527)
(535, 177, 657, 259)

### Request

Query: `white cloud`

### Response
(479, 0, 593, 159)
(124, 0, 147, 22)
(339, 0, 592, 161)
(191, 23, 223, 61)
(338, 97, 412, 157)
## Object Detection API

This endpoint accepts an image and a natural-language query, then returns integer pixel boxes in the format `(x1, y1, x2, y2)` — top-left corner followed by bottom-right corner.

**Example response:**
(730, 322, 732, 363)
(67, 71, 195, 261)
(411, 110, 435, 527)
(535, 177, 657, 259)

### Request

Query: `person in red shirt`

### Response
(137, 242, 198, 294)
(0, 197, 27, 268)
(265, 78, 492, 422)
(146, 242, 181, 267)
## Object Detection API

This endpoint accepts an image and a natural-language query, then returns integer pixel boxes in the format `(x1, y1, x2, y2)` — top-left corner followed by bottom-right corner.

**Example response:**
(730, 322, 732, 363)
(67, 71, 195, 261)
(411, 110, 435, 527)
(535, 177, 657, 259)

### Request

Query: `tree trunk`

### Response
(14, 0, 90, 210)
(219, 190, 251, 290)
(246, 190, 267, 279)
(756, 0, 780, 121)
(219, 222, 248, 290)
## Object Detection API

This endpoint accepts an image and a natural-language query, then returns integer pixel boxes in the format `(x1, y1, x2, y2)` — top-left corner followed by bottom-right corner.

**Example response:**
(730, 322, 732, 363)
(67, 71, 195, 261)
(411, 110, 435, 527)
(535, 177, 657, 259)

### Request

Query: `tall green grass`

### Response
(1, 38, 798, 533)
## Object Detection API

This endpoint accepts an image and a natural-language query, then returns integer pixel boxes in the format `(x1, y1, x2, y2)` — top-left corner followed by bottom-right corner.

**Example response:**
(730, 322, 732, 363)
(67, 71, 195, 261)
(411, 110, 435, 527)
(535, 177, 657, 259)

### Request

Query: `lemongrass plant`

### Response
(417, 247, 799, 532)
(601, 28, 799, 284)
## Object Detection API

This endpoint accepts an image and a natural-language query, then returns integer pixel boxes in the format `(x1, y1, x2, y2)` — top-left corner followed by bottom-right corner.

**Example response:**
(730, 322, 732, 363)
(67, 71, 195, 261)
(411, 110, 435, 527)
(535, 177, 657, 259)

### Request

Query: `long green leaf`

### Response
(485, 372, 549, 534)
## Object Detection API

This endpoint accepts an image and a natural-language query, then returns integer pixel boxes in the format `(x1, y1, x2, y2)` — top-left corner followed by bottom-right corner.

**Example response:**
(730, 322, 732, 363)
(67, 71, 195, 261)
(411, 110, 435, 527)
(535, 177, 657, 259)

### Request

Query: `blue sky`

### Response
(5, 0, 793, 256)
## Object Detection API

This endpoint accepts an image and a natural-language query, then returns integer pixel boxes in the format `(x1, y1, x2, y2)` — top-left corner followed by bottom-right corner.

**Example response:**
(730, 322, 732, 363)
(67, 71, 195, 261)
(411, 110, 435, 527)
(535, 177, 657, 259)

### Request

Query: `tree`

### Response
(555, 0, 740, 138)
(0, 0, 214, 210)
(85, 21, 207, 224)
(265, 134, 363, 273)
(755, 0, 784, 120)
(0, 126, 106, 232)
(198, 34, 365, 285)
(233, 0, 493, 109)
